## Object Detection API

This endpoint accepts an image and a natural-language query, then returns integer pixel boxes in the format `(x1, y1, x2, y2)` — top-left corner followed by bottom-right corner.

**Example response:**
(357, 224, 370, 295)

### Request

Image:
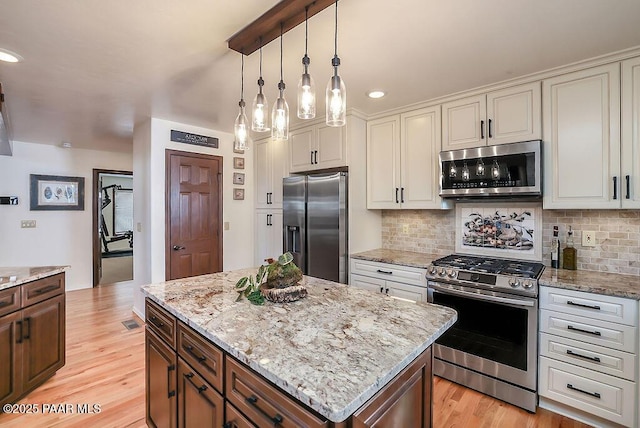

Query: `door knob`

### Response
(173, 245, 185, 251)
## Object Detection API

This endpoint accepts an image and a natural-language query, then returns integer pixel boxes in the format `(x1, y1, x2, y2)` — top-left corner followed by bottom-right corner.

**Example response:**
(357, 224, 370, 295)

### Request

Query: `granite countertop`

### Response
(351, 248, 441, 270)
(540, 268, 640, 300)
(141, 268, 457, 422)
(0, 266, 67, 291)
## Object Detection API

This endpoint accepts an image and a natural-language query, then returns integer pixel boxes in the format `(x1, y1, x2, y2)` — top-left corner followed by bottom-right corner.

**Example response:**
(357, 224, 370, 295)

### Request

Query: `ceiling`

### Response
(1, 0, 640, 153)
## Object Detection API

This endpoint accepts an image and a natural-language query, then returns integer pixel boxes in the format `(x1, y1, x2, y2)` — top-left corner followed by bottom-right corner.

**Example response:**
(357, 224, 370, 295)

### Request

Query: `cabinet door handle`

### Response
(380, 287, 384, 293)
(395, 188, 399, 203)
(16, 320, 23, 344)
(480, 120, 485, 139)
(385, 288, 389, 294)
(185, 344, 207, 363)
(613, 176, 618, 200)
(314, 150, 318, 164)
(245, 395, 284, 425)
(377, 269, 393, 274)
(401, 187, 405, 203)
(567, 325, 601, 336)
(566, 383, 601, 399)
(488, 119, 493, 138)
(167, 364, 176, 398)
(310, 151, 314, 164)
(23, 317, 30, 340)
(626, 175, 630, 199)
(566, 349, 601, 363)
(566, 300, 600, 310)
(34, 285, 58, 294)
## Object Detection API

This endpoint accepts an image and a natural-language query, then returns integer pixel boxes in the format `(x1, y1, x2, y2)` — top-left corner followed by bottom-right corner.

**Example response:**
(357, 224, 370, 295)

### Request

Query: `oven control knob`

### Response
(438, 267, 446, 276)
(523, 279, 534, 289)
(427, 265, 437, 275)
(446, 268, 456, 278)
(508, 277, 520, 288)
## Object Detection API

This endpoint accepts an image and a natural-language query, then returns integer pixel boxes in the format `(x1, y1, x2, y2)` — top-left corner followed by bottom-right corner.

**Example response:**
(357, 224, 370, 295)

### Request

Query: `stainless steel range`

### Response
(426, 254, 544, 412)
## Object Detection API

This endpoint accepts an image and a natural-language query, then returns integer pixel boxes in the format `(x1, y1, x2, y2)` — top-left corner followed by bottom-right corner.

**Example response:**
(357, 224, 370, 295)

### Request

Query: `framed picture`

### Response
(233, 172, 245, 185)
(233, 157, 245, 169)
(30, 174, 85, 211)
(233, 188, 245, 200)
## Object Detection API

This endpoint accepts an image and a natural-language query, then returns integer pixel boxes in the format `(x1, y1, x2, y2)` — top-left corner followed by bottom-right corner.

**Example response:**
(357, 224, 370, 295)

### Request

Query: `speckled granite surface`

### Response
(540, 268, 640, 300)
(0, 266, 67, 291)
(141, 269, 457, 422)
(350, 248, 440, 269)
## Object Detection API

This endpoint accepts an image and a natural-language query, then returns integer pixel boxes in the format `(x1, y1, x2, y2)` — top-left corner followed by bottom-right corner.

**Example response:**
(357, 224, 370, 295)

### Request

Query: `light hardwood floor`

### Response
(0, 282, 591, 427)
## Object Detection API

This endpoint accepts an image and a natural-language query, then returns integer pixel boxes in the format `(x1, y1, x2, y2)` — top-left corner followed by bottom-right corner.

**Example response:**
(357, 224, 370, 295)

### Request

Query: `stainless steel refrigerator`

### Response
(282, 172, 348, 283)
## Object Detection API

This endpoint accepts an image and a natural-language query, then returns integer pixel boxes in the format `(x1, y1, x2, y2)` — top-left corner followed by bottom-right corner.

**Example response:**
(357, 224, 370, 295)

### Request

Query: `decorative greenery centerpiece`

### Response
(235, 252, 307, 305)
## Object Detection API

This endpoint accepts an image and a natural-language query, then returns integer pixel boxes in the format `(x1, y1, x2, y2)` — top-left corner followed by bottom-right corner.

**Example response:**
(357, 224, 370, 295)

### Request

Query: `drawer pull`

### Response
(566, 349, 601, 363)
(167, 364, 176, 398)
(377, 269, 393, 275)
(0, 301, 10, 308)
(567, 325, 601, 336)
(183, 372, 207, 394)
(567, 383, 601, 399)
(566, 300, 601, 310)
(34, 284, 58, 294)
(185, 344, 207, 363)
(149, 315, 165, 329)
(380, 287, 384, 293)
(245, 394, 284, 425)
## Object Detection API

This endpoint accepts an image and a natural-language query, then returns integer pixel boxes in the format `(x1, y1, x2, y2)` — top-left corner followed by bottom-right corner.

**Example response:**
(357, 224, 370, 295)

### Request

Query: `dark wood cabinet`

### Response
(0, 273, 66, 407)
(177, 357, 224, 428)
(146, 329, 177, 428)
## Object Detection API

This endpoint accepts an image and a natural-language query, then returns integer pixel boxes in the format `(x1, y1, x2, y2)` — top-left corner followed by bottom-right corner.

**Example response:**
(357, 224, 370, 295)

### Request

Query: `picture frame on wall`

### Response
(30, 174, 85, 211)
(232, 172, 245, 185)
(233, 157, 245, 169)
(233, 188, 245, 200)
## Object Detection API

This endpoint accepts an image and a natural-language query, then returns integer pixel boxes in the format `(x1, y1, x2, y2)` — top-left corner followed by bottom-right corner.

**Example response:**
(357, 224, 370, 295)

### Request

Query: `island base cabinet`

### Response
(225, 402, 256, 428)
(0, 311, 22, 405)
(177, 358, 224, 428)
(146, 329, 177, 428)
(353, 347, 432, 428)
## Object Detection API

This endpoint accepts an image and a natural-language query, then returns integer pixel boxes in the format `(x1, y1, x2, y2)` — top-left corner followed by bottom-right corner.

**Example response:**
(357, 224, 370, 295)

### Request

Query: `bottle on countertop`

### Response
(551, 226, 560, 268)
(563, 226, 577, 270)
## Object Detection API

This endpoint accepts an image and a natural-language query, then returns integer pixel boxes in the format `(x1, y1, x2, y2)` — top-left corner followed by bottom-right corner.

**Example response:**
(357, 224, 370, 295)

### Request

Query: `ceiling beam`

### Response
(228, 0, 337, 55)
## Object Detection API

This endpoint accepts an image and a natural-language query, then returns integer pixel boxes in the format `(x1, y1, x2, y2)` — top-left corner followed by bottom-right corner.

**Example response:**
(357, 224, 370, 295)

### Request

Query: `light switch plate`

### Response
(582, 231, 596, 247)
(21, 220, 36, 228)
(402, 224, 409, 234)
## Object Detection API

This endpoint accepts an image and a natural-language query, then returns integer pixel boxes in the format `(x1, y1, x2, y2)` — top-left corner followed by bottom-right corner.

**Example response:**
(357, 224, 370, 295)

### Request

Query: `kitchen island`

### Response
(142, 268, 457, 427)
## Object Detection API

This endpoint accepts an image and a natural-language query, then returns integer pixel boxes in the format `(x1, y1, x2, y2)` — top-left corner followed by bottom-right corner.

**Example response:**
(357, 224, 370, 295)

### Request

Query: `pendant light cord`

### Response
(259, 38, 263, 78)
(304, 6, 309, 56)
(334, 0, 338, 56)
(240, 53, 244, 100)
(280, 23, 284, 83)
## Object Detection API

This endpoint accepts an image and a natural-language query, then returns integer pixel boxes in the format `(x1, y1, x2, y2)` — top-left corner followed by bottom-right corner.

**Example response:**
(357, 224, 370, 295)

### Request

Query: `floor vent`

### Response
(122, 319, 140, 330)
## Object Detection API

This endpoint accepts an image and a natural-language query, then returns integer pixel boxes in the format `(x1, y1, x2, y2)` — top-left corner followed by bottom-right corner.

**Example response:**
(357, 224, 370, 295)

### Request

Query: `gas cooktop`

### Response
(426, 254, 545, 296)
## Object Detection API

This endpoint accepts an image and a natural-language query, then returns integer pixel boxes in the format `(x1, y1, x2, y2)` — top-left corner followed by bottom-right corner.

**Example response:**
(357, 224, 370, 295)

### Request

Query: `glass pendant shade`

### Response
(234, 101, 251, 151)
(252, 89, 269, 132)
(326, 71, 346, 126)
(297, 69, 316, 119)
(271, 93, 289, 141)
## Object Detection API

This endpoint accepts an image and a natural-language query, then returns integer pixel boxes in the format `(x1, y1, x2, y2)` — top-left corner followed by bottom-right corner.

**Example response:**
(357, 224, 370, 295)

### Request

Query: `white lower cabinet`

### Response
(538, 286, 638, 427)
(350, 259, 427, 303)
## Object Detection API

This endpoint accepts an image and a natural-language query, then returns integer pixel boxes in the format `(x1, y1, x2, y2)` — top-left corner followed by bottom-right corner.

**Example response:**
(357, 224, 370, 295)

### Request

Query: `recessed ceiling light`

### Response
(367, 90, 385, 99)
(0, 48, 23, 63)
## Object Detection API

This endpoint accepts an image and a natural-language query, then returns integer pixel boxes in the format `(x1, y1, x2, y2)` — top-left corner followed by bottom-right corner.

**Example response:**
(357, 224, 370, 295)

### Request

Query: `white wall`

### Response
(132, 118, 254, 316)
(0, 141, 132, 290)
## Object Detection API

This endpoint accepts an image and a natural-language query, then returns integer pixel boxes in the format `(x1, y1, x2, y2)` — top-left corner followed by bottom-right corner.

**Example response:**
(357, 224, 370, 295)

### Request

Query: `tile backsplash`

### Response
(382, 208, 640, 276)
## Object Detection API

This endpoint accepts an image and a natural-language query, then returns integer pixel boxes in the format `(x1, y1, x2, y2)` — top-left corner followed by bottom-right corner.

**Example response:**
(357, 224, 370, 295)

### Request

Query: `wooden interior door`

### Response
(166, 150, 223, 280)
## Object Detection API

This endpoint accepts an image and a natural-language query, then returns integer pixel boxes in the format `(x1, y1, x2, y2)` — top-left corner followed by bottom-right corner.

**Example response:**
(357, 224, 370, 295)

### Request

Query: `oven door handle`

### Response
(429, 284, 535, 307)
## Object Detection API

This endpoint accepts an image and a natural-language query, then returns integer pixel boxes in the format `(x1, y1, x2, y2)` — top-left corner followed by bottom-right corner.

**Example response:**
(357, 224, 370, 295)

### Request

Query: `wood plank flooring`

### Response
(0, 282, 592, 427)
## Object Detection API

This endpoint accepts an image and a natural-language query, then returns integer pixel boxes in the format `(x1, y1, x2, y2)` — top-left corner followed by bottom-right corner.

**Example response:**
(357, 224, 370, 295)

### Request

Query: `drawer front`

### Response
(539, 356, 636, 427)
(350, 274, 386, 294)
(540, 309, 636, 353)
(146, 299, 177, 348)
(540, 286, 637, 326)
(350, 259, 426, 287)
(539, 332, 636, 381)
(225, 357, 328, 428)
(226, 402, 257, 428)
(22, 273, 64, 307)
(177, 321, 223, 394)
(0, 286, 20, 317)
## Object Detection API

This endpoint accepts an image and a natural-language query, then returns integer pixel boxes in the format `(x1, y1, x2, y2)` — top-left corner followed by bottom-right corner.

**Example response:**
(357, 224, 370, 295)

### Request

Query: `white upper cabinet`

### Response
(367, 106, 449, 209)
(255, 137, 289, 209)
(442, 82, 541, 150)
(622, 57, 640, 208)
(542, 63, 621, 209)
(289, 122, 346, 173)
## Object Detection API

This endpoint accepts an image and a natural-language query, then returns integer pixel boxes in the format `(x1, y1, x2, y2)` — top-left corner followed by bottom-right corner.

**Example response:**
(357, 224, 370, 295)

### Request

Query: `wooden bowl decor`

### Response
(234, 252, 307, 305)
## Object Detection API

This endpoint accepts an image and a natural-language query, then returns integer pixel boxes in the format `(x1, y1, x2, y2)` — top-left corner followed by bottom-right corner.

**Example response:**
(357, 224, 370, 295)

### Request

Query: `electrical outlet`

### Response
(21, 220, 36, 228)
(224, 222, 230, 230)
(582, 231, 596, 247)
(402, 224, 410, 234)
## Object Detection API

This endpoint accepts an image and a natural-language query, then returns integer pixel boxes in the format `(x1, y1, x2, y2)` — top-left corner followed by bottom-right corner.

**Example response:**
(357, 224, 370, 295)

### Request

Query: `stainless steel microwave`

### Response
(439, 140, 542, 199)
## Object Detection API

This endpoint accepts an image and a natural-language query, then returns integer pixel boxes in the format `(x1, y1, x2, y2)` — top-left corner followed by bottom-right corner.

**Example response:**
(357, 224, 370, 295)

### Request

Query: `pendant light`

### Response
(251, 39, 270, 132)
(234, 52, 251, 151)
(297, 6, 316, 119)
(326, 0, 346, 127)
(272, 24, 289, 141)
